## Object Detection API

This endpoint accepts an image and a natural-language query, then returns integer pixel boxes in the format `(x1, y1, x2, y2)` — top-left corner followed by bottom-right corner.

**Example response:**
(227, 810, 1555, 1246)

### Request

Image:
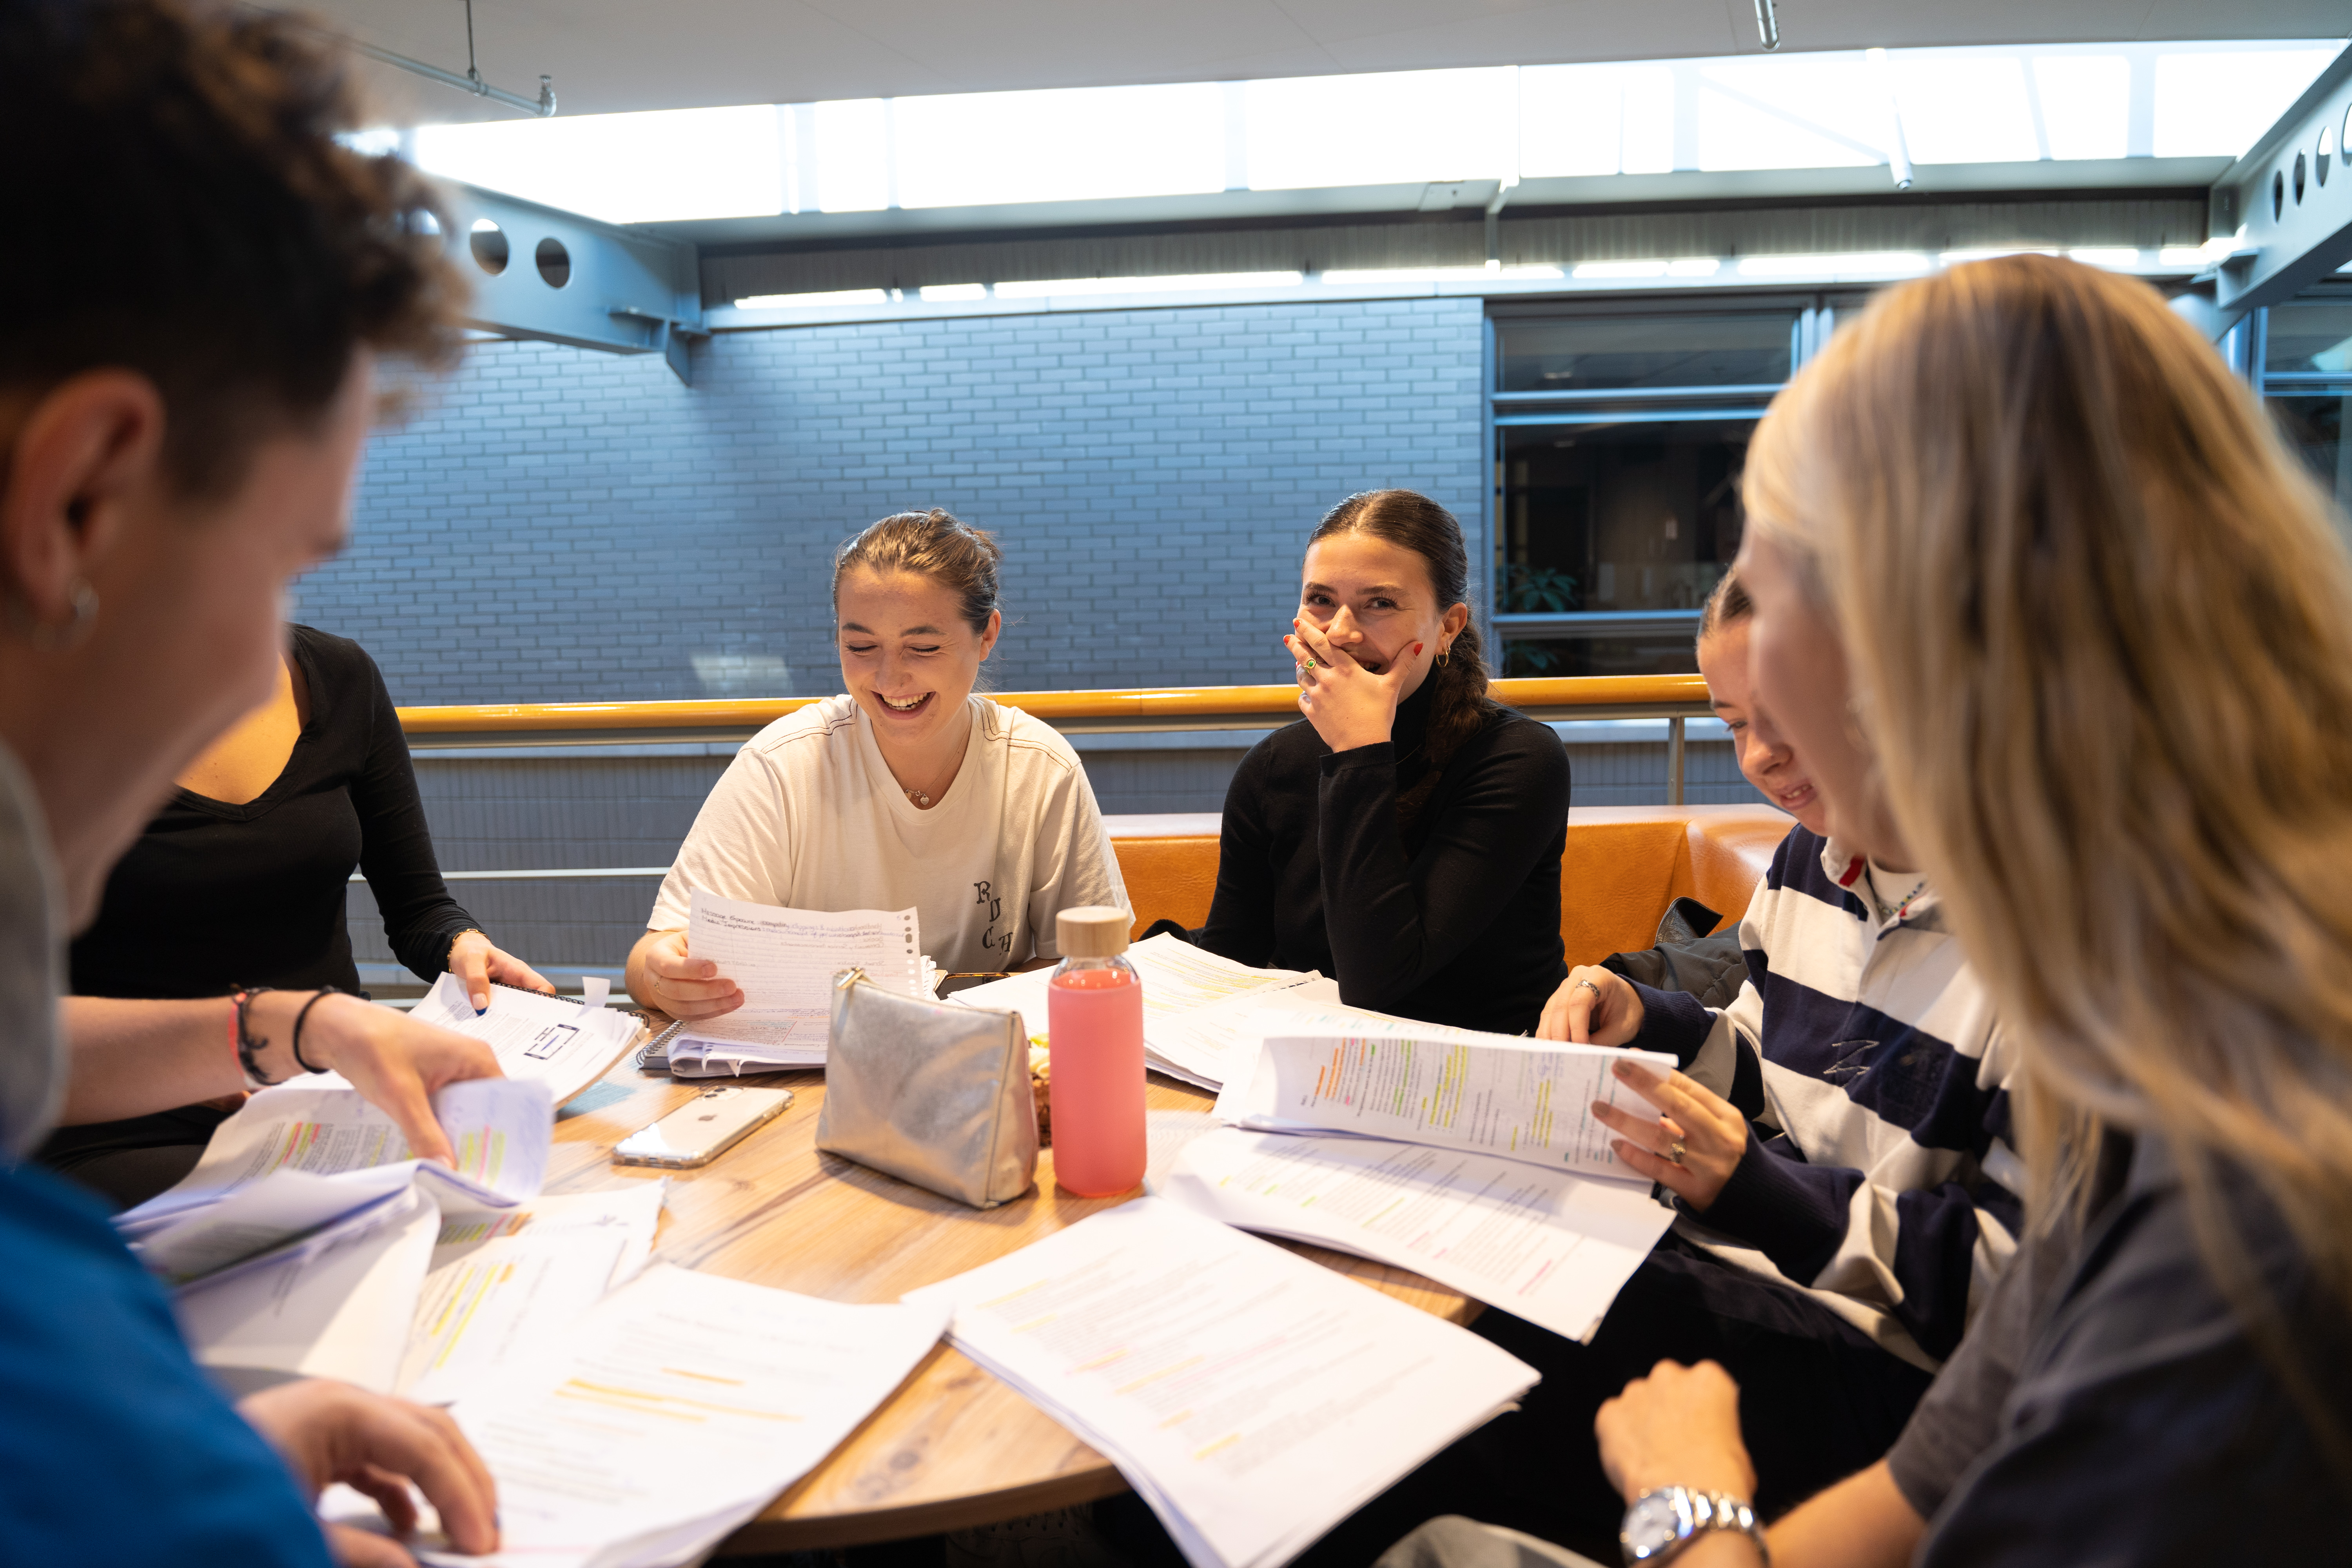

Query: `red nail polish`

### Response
(1414, 642, 1424, 654)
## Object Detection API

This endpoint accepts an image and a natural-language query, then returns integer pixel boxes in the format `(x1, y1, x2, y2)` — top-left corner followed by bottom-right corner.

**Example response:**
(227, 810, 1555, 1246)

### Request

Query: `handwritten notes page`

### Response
(1158, 1127, 1673, 1344)
(905, 1199, 1537, 1568)
(950, 933, 1326, 1087)
(410, 974, 641, 1107)
(330, 1263, 949, 1568)
(397, 1185, 665, 1406)
(671, 889, 923, 1070)
(1218, 1020, 1676, 1180)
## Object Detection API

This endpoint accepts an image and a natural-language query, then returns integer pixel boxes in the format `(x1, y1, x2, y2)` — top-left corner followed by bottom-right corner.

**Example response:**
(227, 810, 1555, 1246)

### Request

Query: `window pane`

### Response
(2266, 304, 2352, 374)
(1495, 419, 1753, 676)
(1497, 315, 1796, 391)
(2270, 395, 2352, 541)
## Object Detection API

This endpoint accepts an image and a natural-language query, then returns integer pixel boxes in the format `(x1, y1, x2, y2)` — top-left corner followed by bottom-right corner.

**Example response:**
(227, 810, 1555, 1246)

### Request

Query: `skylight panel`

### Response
(2031, 54, 2130, 160)
(895, 84, 1225, 208)
(413, 104, 780, 225)
(811, 99, 891, 211)
(1889, 51, 2039, 164)
(2154, 47, 2339, 156)
(1694, 56, 1881, 171)
(1244, 67, 1516, 190)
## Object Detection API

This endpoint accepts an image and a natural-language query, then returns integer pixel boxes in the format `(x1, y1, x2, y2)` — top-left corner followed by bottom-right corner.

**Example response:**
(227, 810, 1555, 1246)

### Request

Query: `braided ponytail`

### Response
(1309, 490, 1499, 833)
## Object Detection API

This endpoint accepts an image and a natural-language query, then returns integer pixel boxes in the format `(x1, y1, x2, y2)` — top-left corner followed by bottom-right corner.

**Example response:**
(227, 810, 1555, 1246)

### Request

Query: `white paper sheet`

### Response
(904, 1198, 1538, 1568)
(121, 1078, 553, 1240)
(132, 1163, 415, 1286)
(410, 974, 642, 1107)
(949, 934, 1326, 1087)
(1156, 1127, 1673, 1344)
(1216, 1022, 1675, 1180)
(396, 1186, 666, 1406)
(669, 889, 923, 1069)
(176, 1184, 443, 1396)
(328, 1263, 950, 1568)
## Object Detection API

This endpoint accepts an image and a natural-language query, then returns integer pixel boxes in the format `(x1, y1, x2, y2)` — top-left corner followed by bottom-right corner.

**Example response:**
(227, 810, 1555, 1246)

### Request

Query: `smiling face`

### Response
(1298, 532, 1468, 697)
(1737, 531, 1914, 869)
(835, 566, 1001, 753)
(1696, 619, 1828, 833)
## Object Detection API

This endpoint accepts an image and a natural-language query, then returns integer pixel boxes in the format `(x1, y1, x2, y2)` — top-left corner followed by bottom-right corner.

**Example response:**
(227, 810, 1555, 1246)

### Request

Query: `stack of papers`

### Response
(950, 933, 1329, 1087)
(668, 889, 926, 1073)
(119, 1077, 553, 1290)
(410, 974, 642, 1107)
(906, 1198, 1538, 1568)
(1216, 1018, 1677, 1181)
(328, 1264, 950, 1568)
(1156, 1127, 1673, 1344)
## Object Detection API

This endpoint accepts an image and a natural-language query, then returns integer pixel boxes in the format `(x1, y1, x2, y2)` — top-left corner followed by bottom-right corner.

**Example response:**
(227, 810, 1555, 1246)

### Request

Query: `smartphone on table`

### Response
(612, 1085, 793, 1169)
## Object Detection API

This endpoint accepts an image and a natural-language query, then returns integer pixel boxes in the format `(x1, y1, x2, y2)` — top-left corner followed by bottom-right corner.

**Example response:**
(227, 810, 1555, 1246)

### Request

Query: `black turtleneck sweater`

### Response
(1193, 682, 1571, 1035)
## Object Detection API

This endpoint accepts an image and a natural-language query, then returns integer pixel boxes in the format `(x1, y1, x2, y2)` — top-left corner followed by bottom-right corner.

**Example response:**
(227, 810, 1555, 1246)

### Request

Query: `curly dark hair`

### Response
(0, 0, 467, 495)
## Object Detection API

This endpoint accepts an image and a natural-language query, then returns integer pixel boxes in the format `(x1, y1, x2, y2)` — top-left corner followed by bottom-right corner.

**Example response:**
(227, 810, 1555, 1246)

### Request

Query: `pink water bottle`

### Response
(1046, 906, 1145, 1196)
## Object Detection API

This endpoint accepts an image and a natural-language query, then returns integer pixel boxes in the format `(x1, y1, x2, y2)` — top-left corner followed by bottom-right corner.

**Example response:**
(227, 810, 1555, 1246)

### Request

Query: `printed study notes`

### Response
(410, 973, 641, 1107)
(118, 1077, 554, 1288)
(1217, 1019, 1677, 1180)
(906, 1198, 1538, 1568)
(670, 888, 925, 1071)
(1157, 1127, 1674, 1344)
(329, 1263, 950, 1568)
(951, 932, 1329, 1087)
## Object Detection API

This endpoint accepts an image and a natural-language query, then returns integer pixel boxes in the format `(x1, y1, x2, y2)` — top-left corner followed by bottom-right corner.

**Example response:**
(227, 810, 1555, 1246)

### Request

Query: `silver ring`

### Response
(1572, 979, 1600, 996)
(1668, 1139, 1686, 1164)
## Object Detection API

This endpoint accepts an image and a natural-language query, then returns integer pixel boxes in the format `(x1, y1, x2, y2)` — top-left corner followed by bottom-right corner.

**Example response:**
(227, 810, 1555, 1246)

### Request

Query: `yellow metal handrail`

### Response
(394, 674, 1712, 737)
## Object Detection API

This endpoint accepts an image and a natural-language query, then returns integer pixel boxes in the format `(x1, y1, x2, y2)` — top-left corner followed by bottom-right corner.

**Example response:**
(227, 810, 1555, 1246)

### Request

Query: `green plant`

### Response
(1502, 564, 1580, 613)
(1502, 641, 1563, 676)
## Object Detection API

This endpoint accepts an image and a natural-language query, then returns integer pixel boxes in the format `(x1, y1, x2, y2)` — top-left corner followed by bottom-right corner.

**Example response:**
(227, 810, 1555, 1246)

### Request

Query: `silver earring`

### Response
(15, 579, 99, 650)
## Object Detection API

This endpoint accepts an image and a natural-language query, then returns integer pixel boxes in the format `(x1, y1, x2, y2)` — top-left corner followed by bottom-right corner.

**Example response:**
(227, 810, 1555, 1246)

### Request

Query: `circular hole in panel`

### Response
(468, 218, 509, 275)
(407, 208, 443, 240)
(534, 236, 572, 289)
(2296, 151, 2308, 205)
(2324, 124, 2337, 187)
(2275, 169, 2286, 221)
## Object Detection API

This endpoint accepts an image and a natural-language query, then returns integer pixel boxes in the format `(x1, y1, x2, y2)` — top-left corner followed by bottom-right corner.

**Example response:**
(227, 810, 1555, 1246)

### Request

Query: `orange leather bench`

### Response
(1105, 804, 1791, 971)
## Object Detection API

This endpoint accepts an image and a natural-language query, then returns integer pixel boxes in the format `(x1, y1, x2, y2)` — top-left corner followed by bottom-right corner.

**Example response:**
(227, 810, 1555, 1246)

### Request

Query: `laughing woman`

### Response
(626, 510, 1127, 1020)
(1189, 490, 1570, 1034)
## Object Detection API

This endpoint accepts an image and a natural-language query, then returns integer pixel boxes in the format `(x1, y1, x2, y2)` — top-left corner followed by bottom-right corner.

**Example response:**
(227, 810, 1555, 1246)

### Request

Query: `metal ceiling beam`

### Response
(437, 182, 705, 382)
(2209, 46, 2352, 330)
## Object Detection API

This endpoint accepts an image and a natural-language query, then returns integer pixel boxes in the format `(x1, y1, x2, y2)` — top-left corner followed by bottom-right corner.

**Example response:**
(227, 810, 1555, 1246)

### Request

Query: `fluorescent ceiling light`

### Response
(1572, 260, 1668, 279)
(992, 272, 1303, 296)
(2067, 247, 2143, 267)
(1938, 247, 2060, 264)
(918, 283, 989, 301)
(1323, 265, 1563, 283)
(1738, 252, 1931, 277)
(733, 289, 890, 309)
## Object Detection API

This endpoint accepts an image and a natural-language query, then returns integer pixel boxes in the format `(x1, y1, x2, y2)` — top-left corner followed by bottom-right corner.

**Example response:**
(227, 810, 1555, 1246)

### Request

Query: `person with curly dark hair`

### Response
(1186, 490, 1571, 1034)
(0, 0, 499, 1560)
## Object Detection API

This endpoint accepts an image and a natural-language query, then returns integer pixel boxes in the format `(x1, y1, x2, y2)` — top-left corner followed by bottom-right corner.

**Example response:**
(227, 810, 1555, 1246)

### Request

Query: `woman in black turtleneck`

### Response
(1189, 491, 1570, 1035)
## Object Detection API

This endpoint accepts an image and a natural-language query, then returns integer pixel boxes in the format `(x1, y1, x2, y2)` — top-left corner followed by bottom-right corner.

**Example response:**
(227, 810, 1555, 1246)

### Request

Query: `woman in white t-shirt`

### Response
(625, 509, 1129, 1021)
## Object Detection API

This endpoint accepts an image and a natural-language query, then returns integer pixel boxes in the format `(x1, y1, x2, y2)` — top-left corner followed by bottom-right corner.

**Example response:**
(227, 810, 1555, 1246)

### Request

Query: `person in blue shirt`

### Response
(0, 0, 505, 1560)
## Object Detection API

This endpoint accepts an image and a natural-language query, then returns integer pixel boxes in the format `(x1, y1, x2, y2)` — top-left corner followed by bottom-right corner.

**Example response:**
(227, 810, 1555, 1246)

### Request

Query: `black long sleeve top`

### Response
(69, 626, 479, 1000)
(1194, 681, 1571, 1035)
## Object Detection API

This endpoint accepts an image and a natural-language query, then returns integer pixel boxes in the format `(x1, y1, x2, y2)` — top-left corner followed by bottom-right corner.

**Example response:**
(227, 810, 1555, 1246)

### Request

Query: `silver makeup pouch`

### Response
(815, 969, 1038, 1208)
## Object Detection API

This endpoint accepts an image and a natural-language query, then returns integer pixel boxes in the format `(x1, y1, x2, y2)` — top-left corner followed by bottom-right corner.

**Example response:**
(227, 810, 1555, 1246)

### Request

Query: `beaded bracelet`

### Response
(229, 986, 285, 1088)
(290, 986, 345, 1074)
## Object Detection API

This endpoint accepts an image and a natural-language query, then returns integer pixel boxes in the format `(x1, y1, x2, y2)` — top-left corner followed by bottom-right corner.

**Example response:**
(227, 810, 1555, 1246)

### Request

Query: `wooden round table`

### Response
(539, 1037, 1479, 1552)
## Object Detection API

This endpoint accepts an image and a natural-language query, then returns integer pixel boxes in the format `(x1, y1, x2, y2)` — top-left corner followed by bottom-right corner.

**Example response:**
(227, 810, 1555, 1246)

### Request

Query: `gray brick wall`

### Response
(304, 296, 1489, 703)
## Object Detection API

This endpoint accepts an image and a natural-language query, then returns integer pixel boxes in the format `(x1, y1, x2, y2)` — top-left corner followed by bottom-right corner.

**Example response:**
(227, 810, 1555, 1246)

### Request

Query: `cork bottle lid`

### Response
(1056, 906, 1131, 958)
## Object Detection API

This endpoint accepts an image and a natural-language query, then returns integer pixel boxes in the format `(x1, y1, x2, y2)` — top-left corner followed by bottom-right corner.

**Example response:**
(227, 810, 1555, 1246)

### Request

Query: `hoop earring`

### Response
(7, 579, 99, 651)
(1436, 644, 1451, 668)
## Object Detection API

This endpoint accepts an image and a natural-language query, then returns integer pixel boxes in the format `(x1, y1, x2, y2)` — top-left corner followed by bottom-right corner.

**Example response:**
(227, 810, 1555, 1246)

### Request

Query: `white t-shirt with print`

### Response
(649, 694, 1128, 973)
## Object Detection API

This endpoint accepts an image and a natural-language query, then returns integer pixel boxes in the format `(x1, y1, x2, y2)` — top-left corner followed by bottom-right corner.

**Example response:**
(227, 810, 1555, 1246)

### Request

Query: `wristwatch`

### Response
(1621, 1486, 1769, 1566)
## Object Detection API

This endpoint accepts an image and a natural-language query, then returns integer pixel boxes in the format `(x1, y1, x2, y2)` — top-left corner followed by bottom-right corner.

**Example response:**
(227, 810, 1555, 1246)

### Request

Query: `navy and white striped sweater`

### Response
(1631, 825, 2022, 1369)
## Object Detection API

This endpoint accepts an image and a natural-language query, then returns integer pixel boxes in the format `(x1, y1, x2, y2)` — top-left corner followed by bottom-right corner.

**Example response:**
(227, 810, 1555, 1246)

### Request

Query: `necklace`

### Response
(1889, 878, 1929, 923)
(898, 755, 960, 809)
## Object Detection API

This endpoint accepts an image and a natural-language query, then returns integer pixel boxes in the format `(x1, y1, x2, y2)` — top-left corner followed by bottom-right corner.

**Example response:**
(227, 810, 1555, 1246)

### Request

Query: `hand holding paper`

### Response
(409, 973, 641, 1108)
(668, 890, 924, 1070)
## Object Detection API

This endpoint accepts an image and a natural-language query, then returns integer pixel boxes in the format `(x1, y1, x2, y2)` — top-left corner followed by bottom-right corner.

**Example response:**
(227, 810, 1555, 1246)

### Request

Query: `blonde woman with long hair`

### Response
(1380, 257, 2352, 1568)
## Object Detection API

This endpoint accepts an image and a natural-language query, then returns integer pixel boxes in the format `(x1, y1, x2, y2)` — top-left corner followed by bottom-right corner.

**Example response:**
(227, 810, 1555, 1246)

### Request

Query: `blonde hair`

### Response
(1745, 257, 2352, 1346)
